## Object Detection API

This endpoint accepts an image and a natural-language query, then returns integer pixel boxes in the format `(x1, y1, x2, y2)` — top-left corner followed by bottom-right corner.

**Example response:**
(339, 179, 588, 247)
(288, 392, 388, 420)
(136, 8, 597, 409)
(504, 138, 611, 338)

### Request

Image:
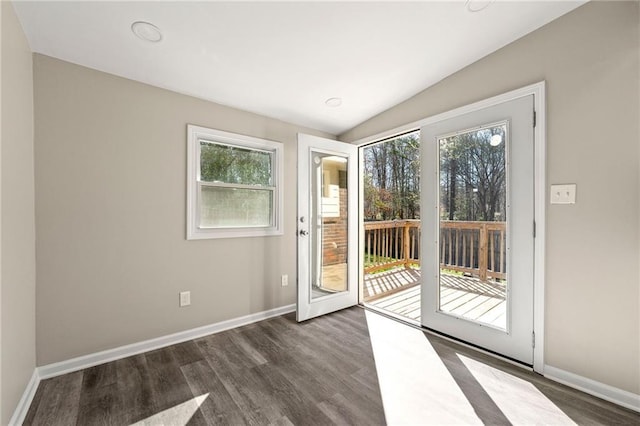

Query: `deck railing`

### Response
(363, 220, 506, 282)
(363, 220, 421, 273)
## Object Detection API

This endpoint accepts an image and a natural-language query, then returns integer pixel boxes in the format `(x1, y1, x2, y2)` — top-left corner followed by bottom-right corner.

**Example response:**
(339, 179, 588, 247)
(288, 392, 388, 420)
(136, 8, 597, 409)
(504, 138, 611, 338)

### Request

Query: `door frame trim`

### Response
(351, 81, 546, 373)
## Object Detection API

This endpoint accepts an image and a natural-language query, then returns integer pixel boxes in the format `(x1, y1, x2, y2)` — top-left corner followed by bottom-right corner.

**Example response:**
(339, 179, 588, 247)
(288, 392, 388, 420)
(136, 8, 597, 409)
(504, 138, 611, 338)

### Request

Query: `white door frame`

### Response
(352, 82, 546, 373)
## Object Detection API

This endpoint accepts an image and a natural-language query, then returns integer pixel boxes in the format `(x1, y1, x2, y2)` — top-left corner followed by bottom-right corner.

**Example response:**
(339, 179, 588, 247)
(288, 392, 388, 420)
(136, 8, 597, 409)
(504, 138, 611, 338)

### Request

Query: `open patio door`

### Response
(421, 95, 535, 364)
(297, 134, 358, 321)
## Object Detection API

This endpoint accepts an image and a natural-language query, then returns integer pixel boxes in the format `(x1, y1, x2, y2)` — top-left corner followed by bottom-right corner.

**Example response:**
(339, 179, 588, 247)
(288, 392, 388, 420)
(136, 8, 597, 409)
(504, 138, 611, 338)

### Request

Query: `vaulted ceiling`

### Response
(14, 1, 585, 134)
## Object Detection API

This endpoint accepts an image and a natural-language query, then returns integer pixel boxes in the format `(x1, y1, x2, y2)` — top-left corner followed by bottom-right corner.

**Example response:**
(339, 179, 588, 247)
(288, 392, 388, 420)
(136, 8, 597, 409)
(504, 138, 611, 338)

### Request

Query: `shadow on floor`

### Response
(23, 307, 639, 426)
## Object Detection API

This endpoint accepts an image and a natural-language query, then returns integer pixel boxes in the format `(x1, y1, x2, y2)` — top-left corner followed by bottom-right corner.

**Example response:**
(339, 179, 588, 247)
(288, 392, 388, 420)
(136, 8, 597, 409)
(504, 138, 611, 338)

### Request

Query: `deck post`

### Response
(403, 221, 411, 269)
(479, 223, 488, 282)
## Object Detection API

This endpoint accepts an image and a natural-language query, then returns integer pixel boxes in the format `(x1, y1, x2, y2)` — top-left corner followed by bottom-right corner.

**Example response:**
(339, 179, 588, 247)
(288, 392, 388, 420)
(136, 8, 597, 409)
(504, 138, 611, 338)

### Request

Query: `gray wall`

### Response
(34, 54, 333, 366)
(1, 1, 36, 424)
(341, 2, 640, 394)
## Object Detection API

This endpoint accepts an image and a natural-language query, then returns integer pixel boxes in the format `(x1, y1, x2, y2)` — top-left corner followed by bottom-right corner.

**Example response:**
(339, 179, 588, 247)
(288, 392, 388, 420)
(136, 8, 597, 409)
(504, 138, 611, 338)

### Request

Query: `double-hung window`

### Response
(187, 125, 283, 239)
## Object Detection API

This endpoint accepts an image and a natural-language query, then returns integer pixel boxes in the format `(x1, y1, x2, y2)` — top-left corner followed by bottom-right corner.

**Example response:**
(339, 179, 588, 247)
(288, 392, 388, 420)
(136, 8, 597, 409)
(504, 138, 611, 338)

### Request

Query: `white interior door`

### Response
(297, 133, 358, 321)
(421, 95, 535, 364)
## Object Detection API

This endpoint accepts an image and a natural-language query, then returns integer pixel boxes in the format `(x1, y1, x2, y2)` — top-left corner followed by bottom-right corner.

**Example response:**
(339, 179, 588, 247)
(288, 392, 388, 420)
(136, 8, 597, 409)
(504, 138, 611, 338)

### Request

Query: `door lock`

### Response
(299, 229, 308, 236)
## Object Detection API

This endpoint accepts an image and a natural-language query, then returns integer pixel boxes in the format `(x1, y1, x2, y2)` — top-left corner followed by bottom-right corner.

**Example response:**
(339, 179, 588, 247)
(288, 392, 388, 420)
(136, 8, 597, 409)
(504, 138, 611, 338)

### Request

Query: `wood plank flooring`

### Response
(24, 307, 640, 425)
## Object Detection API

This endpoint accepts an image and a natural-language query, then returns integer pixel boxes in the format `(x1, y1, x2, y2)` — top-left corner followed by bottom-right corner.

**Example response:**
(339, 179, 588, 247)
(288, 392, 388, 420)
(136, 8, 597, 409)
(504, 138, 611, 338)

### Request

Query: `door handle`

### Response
(299, 229, 308, 236)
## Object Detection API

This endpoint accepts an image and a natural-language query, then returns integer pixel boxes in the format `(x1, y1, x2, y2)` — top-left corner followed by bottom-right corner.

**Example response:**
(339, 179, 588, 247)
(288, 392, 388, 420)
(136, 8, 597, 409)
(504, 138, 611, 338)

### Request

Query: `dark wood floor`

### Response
(24, 307, 639, 425)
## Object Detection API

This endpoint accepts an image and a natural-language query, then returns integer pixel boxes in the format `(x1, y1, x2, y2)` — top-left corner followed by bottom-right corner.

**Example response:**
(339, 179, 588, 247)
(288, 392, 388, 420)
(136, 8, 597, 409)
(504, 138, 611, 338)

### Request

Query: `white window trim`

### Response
(187, 124, 284, 240)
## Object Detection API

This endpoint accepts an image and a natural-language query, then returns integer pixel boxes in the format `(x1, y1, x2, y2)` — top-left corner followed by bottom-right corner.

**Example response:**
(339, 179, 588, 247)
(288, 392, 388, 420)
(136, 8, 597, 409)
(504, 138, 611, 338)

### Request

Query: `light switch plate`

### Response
(179, 291, 191, 307)
(550, 184, 576, 204)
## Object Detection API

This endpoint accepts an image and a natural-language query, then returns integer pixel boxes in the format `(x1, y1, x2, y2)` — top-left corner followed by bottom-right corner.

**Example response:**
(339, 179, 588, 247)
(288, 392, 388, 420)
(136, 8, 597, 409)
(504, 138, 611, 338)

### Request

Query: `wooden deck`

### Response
(363, 267, 421, 301)
(365, 268, 507, 329)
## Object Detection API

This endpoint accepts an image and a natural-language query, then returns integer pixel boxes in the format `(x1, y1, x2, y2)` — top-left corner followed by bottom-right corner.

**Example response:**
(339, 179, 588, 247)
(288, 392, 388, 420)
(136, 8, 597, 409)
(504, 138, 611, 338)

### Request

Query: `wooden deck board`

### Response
(441, 290, 480, 310)
(366, 269, 507, 328)
(374, 286, 420, 309)
(363, 267, 421, 301)
(477, 302, 507, 326)
(460, 296, 504, 319)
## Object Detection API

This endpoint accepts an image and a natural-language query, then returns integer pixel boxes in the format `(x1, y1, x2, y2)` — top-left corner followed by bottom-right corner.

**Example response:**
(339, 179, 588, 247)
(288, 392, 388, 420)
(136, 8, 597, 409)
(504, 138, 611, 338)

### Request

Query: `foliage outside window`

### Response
(363, 125, 507, 223)
(363, 131, 421, 221)
(439, 124, 507, 222)
(187, 125, 283, 239)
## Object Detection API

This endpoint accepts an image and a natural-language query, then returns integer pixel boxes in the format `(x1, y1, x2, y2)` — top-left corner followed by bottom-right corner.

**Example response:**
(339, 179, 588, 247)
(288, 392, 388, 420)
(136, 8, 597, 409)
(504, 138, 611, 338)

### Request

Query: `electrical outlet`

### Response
(281, 274, 289, 287)
(179, 291, 191, 307)
(550, 184, 577, 204)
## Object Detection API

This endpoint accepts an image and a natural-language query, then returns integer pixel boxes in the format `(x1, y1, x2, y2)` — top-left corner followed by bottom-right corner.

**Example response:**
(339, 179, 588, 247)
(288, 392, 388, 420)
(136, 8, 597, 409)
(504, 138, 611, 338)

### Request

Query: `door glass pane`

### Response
(311, 153, 349, 299)
(438, 123, 508, 330)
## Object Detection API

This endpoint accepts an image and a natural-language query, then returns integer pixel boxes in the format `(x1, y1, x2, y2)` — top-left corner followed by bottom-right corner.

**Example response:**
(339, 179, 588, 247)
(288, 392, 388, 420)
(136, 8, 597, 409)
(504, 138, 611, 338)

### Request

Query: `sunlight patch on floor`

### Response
(365, 310, 482, 425)
(458, 354, 576, 425)
(131, 393, 209, 426)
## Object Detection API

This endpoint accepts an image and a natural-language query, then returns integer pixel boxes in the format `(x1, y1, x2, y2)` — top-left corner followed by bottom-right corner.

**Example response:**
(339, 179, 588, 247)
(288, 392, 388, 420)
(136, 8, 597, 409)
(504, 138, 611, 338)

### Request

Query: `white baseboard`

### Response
(544, 365, 640, 413)
(38, 303, 295, 380)
(11, 304, 295, 423)
(8, 369, 41, 426)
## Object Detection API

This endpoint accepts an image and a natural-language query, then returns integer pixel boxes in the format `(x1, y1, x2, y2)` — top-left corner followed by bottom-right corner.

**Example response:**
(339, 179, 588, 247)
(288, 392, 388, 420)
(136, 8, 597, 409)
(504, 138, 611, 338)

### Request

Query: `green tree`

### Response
(440, 126, 506, 222)
(200, 142, 272, 185)
(363, 131, 420, 220)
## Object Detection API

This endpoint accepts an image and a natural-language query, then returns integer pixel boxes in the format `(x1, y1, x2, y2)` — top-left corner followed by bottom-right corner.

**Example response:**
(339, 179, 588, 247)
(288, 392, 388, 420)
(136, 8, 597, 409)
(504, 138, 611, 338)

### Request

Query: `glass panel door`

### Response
(297, 134, 357, 321)
(421, 95, 535, 365)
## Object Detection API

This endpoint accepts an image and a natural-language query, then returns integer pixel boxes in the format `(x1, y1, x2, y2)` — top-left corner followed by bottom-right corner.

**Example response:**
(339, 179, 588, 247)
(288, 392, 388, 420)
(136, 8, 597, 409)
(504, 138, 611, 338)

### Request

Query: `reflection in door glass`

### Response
(438, 124, 508, 330)
(311, 154, 349, 299)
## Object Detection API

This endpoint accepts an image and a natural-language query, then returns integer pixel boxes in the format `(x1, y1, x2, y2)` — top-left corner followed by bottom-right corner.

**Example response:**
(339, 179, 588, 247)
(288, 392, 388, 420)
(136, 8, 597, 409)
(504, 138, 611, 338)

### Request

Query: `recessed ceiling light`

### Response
(131, 21, 162, 43)
(325, 97, 342, 108)
(466, 0, 495, 13)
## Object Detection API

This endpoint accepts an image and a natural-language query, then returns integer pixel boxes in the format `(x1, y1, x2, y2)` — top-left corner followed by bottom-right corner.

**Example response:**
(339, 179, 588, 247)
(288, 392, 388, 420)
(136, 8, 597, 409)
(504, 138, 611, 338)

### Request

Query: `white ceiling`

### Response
(13, 1, 585, 135)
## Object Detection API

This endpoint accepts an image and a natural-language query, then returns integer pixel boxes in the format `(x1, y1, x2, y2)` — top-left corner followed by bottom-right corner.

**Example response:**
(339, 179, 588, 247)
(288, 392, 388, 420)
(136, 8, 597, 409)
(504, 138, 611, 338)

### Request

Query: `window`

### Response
(187, 125, 284, 239)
